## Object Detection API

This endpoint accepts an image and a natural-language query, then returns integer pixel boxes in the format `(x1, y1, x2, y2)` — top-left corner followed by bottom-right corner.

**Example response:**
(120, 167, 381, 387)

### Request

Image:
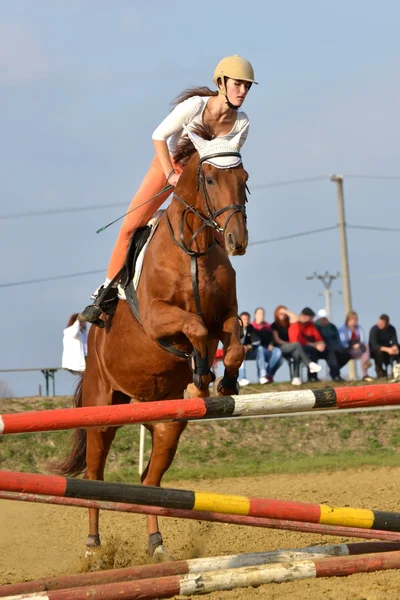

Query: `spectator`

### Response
(339, 311, 372, 381)
(288, 307, 326, 381)
(369, 314, 400, 378)
(238, 312, 268, 386)
(315, 309, 350, 382)
(62, 314, 88, 375)
(271, 305, 321, 386)
(252, 307, 283, 383)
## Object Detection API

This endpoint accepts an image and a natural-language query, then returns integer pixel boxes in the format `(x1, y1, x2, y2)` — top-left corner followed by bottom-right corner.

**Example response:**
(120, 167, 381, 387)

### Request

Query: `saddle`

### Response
(121, 226, 152, 289)
(120, 210, 164, 323)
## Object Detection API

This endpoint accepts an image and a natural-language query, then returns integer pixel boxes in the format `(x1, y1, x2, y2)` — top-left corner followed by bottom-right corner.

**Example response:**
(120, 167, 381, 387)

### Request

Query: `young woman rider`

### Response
(79, 55, 257, 326)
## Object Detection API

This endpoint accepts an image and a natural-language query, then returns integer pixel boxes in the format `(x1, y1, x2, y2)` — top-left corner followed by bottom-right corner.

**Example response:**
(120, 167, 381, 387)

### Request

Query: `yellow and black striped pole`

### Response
(1, 470, 399, 533)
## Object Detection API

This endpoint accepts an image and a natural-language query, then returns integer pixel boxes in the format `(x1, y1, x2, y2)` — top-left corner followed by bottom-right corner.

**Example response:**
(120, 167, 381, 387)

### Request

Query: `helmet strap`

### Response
(225, 96, 240, 111)
(219, 77, 240, 111)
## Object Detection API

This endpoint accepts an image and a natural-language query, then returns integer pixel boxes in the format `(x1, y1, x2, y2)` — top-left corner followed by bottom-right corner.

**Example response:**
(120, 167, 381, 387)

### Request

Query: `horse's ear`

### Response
(183, 125, 208, 154)
(229, 122, 250, 150)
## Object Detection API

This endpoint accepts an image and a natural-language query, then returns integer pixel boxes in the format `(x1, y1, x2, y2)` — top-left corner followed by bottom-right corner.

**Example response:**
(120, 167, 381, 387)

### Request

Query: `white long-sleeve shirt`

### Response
(152, 96, 250, 156)
(62, 320, 88, 373)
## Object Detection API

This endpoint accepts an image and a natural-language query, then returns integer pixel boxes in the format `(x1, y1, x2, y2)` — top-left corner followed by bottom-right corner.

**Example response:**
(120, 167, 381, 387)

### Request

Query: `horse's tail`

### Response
(52, 376, 87, 477)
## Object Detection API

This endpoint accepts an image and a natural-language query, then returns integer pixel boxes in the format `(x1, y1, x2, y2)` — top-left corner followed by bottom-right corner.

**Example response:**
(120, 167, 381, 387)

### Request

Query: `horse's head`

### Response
(176, 125, 249, 256)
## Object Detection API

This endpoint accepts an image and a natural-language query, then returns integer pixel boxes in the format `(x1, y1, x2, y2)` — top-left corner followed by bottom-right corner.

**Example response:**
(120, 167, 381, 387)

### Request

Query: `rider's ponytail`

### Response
(171, 86, 218, 107)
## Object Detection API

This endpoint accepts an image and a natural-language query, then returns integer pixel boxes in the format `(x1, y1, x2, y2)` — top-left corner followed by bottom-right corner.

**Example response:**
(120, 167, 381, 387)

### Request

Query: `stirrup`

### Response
(78, 285, 118, 328)
(78, 304, 105, 328)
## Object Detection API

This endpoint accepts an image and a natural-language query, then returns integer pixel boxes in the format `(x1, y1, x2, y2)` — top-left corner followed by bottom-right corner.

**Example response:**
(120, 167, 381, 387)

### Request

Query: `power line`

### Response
(0, 202, 128, 221)
(0, 176, 330, 221)
(247, 226, 337, 247)
(355, 273, 400, 279)
(2, 173, 400, 222)
(345, 174, 400, 180)
(1, 217, 399, 289)
(0, 226, 338, 289)
(0, 269, 104, 289)
(348, 224, 400, 233)
(251, 175, 328, 190)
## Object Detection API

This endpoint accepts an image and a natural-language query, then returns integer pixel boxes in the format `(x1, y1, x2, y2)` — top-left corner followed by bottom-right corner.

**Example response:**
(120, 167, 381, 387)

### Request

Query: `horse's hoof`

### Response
(183, 384, 201, 399)
(152, 544, 175, 563)
(212, 376, 223, 395)
(184, 382, 209, 399)
(212, 376, 239, 396)
(85, 545, 101, 559)
(148, 531, 174, 562)
(85, 534, 101, 559)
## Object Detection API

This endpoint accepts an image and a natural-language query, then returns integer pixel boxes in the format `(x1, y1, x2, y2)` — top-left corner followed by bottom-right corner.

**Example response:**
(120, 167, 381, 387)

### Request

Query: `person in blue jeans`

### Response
(239, 311, 283, 386)
(238, 312, 268, 385)
(252, 307, 284, 383)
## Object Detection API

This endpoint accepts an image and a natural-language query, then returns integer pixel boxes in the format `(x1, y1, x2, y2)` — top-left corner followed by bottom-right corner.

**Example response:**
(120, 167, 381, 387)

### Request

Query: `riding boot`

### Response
(78, 285, 119, 328)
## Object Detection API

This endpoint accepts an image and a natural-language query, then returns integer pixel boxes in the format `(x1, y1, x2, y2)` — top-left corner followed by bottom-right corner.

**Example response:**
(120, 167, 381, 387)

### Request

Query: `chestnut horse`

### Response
(56, 125, 249, 559)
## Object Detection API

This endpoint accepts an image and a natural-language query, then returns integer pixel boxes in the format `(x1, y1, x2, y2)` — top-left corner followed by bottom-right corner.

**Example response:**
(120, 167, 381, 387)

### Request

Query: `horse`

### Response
(55, 123, 249, 559)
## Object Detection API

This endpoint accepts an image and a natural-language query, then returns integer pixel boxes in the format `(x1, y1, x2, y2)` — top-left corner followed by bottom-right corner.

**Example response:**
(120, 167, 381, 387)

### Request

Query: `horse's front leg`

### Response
(141, 421, 187, 560)
(145, 302, 213, 398)
(216, 311, 244, 396)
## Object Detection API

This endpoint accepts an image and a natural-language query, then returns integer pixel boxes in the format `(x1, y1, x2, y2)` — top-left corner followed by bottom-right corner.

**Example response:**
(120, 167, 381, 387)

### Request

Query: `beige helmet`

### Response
(213, 55, 257, 95)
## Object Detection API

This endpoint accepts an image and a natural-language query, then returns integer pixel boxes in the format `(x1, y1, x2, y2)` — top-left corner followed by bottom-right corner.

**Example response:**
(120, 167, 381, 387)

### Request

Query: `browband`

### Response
(199, 151, 242, 165)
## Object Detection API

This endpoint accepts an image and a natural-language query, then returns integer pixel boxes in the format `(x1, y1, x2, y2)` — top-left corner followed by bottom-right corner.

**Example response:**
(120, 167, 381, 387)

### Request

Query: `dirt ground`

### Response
(1, 467, 400, 599)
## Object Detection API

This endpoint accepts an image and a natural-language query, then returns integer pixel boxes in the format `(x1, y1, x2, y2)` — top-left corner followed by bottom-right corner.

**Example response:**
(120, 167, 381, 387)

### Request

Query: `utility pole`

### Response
(330, 174, 357, 380)
(306, 271, 340, 319)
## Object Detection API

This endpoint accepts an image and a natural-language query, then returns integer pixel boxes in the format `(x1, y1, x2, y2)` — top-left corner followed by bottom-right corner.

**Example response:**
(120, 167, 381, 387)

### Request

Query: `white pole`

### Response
(138, 424, 146, 475)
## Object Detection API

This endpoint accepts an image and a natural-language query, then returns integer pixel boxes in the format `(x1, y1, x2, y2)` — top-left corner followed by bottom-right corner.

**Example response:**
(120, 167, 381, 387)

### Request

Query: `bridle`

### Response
(159, 151, 248, 364)
(165, 151, 248, 257)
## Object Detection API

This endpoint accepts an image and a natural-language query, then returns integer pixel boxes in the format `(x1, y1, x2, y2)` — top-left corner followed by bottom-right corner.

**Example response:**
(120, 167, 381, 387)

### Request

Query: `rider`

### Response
(79, 55, 257, 326)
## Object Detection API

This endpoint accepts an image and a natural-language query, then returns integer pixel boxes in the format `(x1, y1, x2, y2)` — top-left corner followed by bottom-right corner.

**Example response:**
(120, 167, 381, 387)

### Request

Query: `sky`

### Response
(1, 0, 400, 396)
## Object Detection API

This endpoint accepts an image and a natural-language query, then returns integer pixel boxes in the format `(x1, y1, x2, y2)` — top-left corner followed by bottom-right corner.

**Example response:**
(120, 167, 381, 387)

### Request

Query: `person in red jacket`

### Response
(289, 307, 326, 381)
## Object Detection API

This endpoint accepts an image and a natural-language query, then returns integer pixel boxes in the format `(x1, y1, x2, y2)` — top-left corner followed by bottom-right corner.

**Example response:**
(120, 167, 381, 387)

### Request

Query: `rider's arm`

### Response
(234, 113, 250, 149)
(153, 140, 176, 181)
(152, 96, 203, 177)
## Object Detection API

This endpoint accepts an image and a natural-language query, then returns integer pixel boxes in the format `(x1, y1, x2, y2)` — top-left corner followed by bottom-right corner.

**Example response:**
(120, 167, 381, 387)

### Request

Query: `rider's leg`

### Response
(106, 155, 181, 281)
(79, 156, 181, 326)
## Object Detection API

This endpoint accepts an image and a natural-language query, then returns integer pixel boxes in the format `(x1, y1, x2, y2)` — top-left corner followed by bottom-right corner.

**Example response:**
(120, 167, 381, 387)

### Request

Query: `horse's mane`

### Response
(173, 123, 215, 166)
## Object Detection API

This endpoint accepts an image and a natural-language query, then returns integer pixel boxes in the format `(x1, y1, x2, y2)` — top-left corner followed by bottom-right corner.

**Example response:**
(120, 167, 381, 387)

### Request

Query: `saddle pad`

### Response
(118, 209, 165, 300)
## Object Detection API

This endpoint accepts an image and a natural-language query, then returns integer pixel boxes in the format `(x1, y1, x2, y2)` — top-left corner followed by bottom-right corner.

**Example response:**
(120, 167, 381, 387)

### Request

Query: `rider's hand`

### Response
(167, 171, 180, 187)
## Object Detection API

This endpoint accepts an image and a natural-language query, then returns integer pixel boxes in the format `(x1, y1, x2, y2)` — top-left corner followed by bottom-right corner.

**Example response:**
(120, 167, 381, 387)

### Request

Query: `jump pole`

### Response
(1, 542, 399, 597)
(3, 490, 400, 542)
(1, 383, 399, 435)
(1, 470, 400, 532)
(3, 550, 400, 600)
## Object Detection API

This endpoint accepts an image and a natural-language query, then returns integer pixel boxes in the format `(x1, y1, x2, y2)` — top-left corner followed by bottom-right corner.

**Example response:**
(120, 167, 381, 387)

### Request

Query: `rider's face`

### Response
(225, 78, 251, 106)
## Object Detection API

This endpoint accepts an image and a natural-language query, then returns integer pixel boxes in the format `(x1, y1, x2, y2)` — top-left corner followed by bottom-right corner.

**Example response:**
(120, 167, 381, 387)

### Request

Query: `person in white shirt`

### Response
(62, 314, 88, 374)
(79, 55, 257, 326)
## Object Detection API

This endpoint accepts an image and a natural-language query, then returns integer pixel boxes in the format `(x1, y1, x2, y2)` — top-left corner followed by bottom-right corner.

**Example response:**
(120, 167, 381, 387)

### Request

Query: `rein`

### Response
(163, 151, 247, 329)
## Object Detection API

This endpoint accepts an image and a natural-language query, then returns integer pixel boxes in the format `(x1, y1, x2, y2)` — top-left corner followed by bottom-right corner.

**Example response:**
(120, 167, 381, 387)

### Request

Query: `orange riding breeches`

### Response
(106, 155, 182, 280)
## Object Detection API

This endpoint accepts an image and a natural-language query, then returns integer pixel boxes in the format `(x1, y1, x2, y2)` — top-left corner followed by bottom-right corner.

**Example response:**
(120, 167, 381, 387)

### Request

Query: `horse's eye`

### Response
(205, 176, 214, 186)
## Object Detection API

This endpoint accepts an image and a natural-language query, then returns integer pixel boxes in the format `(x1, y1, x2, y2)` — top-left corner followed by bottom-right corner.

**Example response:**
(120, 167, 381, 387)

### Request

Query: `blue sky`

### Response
(1, 0, 400, 395)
